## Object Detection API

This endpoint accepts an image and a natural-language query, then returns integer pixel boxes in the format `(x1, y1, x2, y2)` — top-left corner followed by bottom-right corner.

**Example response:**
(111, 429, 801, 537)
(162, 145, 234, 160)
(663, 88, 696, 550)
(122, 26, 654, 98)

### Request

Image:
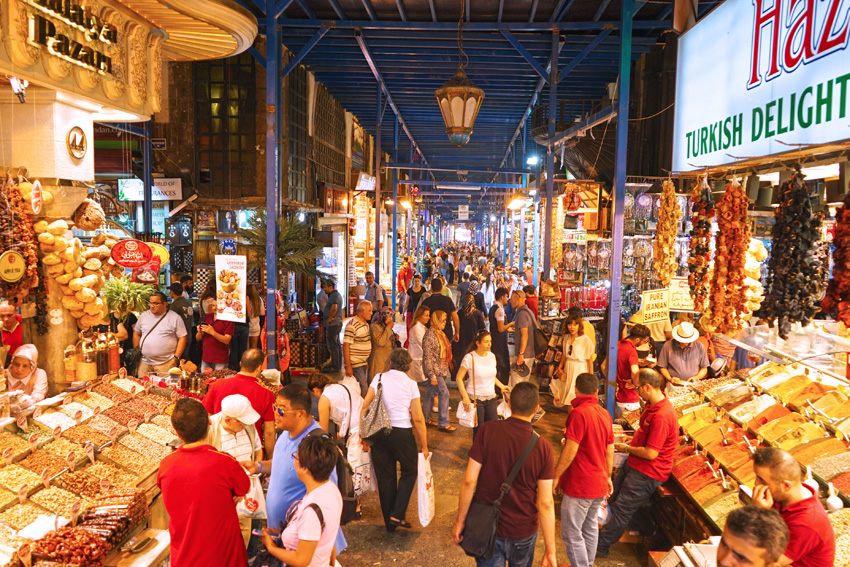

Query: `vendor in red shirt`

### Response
(554, 373, 614, 567)
(158, 398, 250, 567)
(523, 285, 539, 319)
(596, 369, 678, 558)
(196, 307, 234, 372)
(0, 301, 23, 366)
(203, 348, 276, 458)
(751, 447, 835, 567)
(610, 323, 652, 418)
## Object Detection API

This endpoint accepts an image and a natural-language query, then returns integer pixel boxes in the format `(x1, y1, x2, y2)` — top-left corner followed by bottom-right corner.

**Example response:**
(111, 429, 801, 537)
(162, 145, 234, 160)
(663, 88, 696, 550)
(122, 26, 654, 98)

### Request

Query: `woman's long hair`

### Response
(246, 284, 262, 318)
(565, 313, 584, 336)
(464, 329, 491, 358)
(412, 304, 431, 326)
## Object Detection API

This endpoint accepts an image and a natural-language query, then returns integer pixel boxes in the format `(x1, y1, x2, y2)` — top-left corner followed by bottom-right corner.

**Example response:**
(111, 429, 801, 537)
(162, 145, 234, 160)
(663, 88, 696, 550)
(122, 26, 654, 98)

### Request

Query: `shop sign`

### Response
(146, 242, 170, 266)
(458, 205, 469, 221)
(669, 278, 695, 311)
(0, 251, 26, 283)
(219, 239, 237, 255)
(214, 255, 247, 323)
(110, 239, 153, 268)
(641, 288, 669, 324)
(672, 0, 850, 172)
(354, 172, 376, 192)
(151, 138, 166, 150)
(117, 178, 183, 201)
(66, 126, 86, 159)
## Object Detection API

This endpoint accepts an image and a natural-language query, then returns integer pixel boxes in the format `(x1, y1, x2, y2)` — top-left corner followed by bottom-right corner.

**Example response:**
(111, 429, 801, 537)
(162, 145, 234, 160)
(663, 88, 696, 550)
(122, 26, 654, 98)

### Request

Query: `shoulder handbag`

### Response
(361, 374, 392, 445)
(531, 309, 551, 357)
(460, 431, 540, 560)
(254, 503, 325, 567)
(126, 313, 167, 375)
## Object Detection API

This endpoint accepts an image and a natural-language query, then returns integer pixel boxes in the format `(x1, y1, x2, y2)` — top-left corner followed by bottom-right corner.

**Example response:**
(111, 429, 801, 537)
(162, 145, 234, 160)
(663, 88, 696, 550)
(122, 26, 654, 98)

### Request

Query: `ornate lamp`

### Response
(434, 0, 484, 146)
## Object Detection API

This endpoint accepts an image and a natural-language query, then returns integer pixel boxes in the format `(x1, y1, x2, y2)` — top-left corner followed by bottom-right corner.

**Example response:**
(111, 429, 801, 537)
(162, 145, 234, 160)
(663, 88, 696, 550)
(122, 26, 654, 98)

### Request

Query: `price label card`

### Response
(16, 415, 27, 432)
(93, 406, 101, 417)
(118, 367, 127, 379)
(99, 478, 110, 494)
(41, 469, 51, 487)
(28, 432, 38, 451)
(63, 396, 72, 406)
(128, 419, 139, 433)
(32, 407, 42, 420)
(84, 442, 95, 464)
(53, 425, 62, 438)
(171, 391, 178, 402)
(18, 542, 31, 567)
(112, 394, 122, 404)
(73, 410, 83, 425)
(3, 447, 14, 465)
(66, 451, 77, 471)
(17, 484, 27, 504)
(108, 427, 119, 445)
(144, 411, 154, 424)
(130, 385, 137, 398)
(86, 384, 93, 394)
(70, 501, 81, 526)
(144, 382, 152, 394)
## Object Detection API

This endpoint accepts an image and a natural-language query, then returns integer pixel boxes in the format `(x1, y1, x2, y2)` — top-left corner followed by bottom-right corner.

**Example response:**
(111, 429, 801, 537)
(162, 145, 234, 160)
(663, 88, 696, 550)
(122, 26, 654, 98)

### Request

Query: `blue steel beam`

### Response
(281, 27, 329, 79)
(543, 29, 557, 278)
(326, 0, 345, 19)
(428, 0, 436, 21)
(360, 0, 376, 20)
(549, 104, 617, 147)
(497, 0, 504, 22)
(500, 30, 549, 82)
(294, 0, 316, 18)
(551, 0, 572, 22)
(275, 0, 293, 17)
(276, 19, 669, 31)
(593, 0, 613, 21)
(558, 29, 612, 83)
(265, 0, 281, 369)
(247, 46, 266, 67)
(528, 0, 539, 22)
(395, 0, 407, 21)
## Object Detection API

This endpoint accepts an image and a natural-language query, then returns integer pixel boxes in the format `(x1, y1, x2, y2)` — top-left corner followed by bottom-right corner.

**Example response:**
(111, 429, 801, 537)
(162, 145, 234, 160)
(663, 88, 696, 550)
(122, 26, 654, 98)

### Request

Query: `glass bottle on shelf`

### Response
(94, 331, 109, 376)
(75, 331, 98, 383)
(106, 330, 120, 373)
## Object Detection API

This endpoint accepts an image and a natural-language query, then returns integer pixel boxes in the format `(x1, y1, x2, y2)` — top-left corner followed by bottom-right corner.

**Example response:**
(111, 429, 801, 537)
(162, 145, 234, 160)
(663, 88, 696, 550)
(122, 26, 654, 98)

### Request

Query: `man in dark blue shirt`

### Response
(488, 287, 514, 384)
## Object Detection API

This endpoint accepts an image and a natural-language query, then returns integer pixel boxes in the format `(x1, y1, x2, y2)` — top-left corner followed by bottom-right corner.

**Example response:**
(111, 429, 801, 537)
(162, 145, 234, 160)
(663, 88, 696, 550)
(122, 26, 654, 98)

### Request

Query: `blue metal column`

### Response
(519, 209, 526, 271)
(605, 0, 634, 415)
(264, 0, 281, 369)
(375, 84, 382, 279)
(532, 197, 540, 287)
(543, 30, 558, 280)
(391, 117, 399, 310)
(142, 121, 153, 235)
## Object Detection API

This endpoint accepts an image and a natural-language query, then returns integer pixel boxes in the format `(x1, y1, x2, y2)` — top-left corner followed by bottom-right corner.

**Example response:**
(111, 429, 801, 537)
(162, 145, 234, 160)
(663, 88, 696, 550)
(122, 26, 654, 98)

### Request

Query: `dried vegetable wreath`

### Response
(652, 179, 682, 287)
(0, 174, 40, 304)
(822, 189, 850, 325)
(688, 178, 715, 313)
(763, 166, 824, 339)
(702, 180, 749, 335)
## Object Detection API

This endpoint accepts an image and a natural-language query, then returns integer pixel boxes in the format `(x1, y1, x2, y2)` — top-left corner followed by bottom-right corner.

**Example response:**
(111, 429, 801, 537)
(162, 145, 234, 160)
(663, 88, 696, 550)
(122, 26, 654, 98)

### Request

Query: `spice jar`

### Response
(63, 346, 76, 384)
(106, 331, 120, 373)
(75, 332, 97, 383)
(95, 332, 109, 376)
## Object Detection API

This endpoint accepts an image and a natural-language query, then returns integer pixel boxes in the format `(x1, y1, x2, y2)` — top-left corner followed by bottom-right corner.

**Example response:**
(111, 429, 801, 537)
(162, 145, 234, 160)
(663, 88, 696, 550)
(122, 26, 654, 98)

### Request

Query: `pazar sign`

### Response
(672, 0, 850, 171)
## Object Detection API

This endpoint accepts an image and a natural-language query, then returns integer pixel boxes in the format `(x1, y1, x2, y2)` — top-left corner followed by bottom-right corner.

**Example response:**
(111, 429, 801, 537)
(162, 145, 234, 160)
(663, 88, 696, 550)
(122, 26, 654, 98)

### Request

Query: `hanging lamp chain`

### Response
(457, 0, 467, 70)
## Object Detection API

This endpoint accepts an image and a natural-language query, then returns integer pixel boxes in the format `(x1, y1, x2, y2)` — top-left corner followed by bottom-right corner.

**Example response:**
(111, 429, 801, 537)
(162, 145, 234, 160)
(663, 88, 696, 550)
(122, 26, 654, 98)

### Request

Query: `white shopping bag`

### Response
(597, 498, 610, 526)
(236, 476, 267, 519)
(417, 453, 435, 527)
(456, 402, 476, 428)
(550, 378, 570, 408)
(350, 444, 377, 496)
(497, 400, 511, 420)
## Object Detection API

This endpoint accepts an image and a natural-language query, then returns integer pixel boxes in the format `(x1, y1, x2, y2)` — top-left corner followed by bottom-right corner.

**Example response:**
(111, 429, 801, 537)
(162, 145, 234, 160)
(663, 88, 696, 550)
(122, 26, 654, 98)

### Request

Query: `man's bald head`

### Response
(753, 448, 801, 483)
(0, 301, 16, 330)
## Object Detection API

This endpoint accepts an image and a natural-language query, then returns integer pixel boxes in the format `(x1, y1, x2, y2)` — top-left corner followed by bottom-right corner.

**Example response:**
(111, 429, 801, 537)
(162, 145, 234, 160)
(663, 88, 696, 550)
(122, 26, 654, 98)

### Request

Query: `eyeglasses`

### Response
(568, 345, 573, 357)
(149, 301, 164, 306)
(274, 406, 298, 417)
(291, 451, 299, 461)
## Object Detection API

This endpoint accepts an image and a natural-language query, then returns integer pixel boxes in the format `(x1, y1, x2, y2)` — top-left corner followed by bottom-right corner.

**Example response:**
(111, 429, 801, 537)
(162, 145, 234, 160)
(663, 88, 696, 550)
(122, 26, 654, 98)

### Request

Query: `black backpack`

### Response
(308, 428, 359, 525)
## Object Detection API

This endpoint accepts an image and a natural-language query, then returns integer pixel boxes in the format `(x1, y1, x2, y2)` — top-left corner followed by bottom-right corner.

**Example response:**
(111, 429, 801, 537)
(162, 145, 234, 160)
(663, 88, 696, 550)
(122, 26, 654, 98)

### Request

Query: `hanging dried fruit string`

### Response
(702, 179, 750, 335)
(652, 179, 682, 287)
(0, 173, 39, 304)
(762, 165, 824, 339)
(688, 176, 715, 312)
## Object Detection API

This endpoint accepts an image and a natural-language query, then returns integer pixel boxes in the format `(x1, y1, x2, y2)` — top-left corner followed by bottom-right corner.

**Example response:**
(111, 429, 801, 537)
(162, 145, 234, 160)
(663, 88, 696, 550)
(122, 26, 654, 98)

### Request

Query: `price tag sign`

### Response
(143, 411, 154, 423)
(16, 415, 27, 432)
(70, 501, 81, 526)
(86, 384, 93, 394)
(63, 396, 72, 406)
(41, 469, 51, 487)
(32, 407, 42, 420)
(53, 425, 62, 438)
(144, 381, 152, 394)
(66, 451, 77, 471)
(130, 385, 137, 398)
(28, 432, 38, 452)
(93, 406, 101, 417)
(2, 448, 12, 465)
(84, 442, 95, 464)
(17, 484, 27, 504)
(171, 391, 178, 402)
(108, 427, 119, 446)
(73, 410, 83, 425)
(112, 394, 122, 404)
(128, 419, 139, 433)
(18, 542, 31, 567)
(99, 478, 110, 494)
(118, 367, 127, 379)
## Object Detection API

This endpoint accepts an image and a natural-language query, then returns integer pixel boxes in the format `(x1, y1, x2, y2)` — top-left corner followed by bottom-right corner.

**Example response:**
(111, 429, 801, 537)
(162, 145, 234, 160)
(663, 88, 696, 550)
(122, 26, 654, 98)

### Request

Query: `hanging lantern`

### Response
(434, 0, 484, 146)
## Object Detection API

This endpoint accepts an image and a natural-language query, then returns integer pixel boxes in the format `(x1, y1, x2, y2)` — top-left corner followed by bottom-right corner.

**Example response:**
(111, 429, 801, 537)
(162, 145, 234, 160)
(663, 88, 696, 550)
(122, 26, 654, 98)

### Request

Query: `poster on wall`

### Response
(641, 289, 669, 324)
(214, 255, 247, 323)
(352, 118, 366, 172)
(669, 278, 695, 311)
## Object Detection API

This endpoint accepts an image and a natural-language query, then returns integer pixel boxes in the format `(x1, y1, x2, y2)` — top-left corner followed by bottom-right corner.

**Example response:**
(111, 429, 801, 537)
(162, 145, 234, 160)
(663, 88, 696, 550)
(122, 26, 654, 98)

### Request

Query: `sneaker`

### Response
(595, 548, 610, 558)
(531, 408, 546, 424)
(433, 406, 439, 413)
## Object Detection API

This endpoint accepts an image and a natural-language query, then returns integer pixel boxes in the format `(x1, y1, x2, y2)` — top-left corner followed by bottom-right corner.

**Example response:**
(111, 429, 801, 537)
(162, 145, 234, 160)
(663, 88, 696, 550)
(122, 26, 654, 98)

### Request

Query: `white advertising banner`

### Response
(458, 205, 469, 220)
(672, 0, 850, 172)
(214, 255, 247, 323)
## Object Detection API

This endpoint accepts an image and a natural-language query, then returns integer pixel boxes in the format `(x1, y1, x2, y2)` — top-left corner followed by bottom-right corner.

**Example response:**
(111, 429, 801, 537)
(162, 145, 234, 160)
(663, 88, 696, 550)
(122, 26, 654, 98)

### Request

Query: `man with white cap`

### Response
(656, 321, 709, 391)
(207, 394, 262, 546)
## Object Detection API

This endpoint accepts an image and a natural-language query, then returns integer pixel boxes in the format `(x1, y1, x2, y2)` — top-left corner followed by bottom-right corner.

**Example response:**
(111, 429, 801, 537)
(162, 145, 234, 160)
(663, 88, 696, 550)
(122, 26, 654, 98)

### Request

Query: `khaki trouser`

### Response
(239, 516, 251, 547)
(137, 359, 178, 378)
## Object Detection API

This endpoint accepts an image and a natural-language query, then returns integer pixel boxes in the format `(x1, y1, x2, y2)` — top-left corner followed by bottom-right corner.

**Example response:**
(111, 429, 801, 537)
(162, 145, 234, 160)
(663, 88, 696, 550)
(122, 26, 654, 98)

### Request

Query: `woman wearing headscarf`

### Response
(368, 307, 396, 380)
(454, 287, 485, 376)
(421, 310, 455, 432)
(8, 345, 48, 408)
(481, 273, 496, 314)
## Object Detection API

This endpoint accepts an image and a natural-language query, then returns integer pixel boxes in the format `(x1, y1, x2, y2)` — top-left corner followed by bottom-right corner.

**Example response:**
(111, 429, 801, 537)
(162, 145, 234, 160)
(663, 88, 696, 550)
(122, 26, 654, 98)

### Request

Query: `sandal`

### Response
(426, 420, 438, 428)
(439, 425, 457, 433)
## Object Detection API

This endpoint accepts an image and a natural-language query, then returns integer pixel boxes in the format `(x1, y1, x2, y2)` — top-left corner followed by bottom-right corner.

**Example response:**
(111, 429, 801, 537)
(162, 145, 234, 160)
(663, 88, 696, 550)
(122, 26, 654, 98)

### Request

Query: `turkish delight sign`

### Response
(214, 255, 246, 323)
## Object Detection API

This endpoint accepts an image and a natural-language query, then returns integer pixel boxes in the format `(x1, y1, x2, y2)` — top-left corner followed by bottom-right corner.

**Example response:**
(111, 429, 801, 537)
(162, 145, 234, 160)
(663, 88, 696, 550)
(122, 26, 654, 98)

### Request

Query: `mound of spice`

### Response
(811, 452, 850, 481)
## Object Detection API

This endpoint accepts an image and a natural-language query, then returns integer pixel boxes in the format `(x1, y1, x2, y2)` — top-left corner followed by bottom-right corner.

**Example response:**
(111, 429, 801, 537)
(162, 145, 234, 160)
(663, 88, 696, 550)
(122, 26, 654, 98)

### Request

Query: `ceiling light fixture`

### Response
(507, 192, 528, 210)
(401, 199, 412, 210)
(9, 77, 28, 103)
(526, 155, 539, 166)
(434, 0, 484, 147)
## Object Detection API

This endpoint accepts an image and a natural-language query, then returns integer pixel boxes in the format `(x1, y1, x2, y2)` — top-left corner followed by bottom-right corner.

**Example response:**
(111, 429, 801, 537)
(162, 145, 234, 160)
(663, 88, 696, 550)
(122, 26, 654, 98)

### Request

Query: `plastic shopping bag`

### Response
(550, 378, 570, 408)
(597, 498, 610, 526)
(236, 475, 267, 520)
(351, 444, 377, 497)
(417, 453, 435, 527)
(457, 402, 476, 428)
(497, 400, 511, 420)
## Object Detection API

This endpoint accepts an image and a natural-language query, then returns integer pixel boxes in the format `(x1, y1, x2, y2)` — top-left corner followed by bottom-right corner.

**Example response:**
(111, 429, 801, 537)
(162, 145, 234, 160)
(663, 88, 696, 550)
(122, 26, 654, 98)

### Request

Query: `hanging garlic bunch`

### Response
(652, 180, 682, 287)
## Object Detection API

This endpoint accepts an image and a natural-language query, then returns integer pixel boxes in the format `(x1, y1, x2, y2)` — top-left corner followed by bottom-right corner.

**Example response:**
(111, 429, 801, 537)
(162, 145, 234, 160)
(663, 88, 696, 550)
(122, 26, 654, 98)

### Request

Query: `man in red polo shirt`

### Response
(554, 373, 614, 567)
(613, 324, 651, 418)
(751, 447, 835, 567)
(158, 398, 250, 567)
(0, 301, 23, 366)
(203, 348, 276, 458)
(596, 368, 678, 557)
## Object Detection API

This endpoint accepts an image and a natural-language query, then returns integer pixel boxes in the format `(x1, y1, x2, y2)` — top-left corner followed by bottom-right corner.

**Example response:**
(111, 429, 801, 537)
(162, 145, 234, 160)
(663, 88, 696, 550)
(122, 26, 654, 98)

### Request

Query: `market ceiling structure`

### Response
(235, 0, 691, 219)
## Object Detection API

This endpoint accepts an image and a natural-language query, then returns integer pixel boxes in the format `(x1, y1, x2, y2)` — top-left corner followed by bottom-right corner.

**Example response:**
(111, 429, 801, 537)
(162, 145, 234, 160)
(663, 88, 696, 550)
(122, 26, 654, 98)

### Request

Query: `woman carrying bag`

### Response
(369, 307, 396, 380)
(421, 310, 455, 433)
(407, 305, 431, 383)
(456, 330, 509, 440)
(361, 349, 429, 532)
(553, 313, 594, 408)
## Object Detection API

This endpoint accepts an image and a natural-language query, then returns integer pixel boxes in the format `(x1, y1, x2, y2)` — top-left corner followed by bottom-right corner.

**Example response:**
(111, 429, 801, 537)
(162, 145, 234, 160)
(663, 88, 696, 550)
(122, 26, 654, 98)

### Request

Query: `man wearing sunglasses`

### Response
(241, 384, 347, 555)
(133, 291, 187, 378)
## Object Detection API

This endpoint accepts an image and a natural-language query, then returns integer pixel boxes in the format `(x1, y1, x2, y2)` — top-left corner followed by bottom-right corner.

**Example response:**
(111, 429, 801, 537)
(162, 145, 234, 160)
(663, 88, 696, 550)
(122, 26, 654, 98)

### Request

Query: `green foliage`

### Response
(236, 211, 334, 283)
(101, 276, 154, 322)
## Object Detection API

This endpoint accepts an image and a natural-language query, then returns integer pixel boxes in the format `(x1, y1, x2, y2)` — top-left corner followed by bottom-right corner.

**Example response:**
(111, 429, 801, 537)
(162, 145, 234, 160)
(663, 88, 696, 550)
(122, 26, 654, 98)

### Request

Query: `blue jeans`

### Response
(229, 323, 249, 370)
(421, 375, 450, 427)
(326, 325, 342, 371)
(596, 461, 663, 554)
(201, 361, 228, 372)
(561, 495, 604, 567)
(475, 532, 537, 567)
(352, 365, 369, 398)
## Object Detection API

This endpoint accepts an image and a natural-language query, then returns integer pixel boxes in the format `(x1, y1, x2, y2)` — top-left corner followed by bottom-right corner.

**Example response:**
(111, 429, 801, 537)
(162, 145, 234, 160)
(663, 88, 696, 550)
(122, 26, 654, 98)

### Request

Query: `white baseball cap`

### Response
(221, 394, 260, 425)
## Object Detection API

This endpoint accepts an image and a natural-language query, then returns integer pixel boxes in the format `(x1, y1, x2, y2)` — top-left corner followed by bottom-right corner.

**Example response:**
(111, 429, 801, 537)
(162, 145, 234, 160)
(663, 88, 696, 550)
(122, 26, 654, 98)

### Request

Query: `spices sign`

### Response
(641, 288, 669, 324)
(672, 0, 850, 172)
(110, 240, 153, 268)
(669, 278, 695, 312)
(0, 251, 26, 283)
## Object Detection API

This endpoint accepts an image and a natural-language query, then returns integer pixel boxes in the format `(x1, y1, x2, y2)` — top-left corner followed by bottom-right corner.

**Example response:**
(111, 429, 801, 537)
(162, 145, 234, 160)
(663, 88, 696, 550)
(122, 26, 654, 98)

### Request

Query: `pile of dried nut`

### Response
(93, 384, 130, 404)
(119, 434, 171, 460)
(62, 425, 109, 447)
(0, 465, 41, 490)
(122, 398, 159, 417)
(0, 431, 30, 456)
(0, 503, 44, 530)
(32, 527, 111, 565)
(150, 415, 176, 436)
(74, 392, 114, 411)
(34, 412, 77, 432)
(135, 423, 175, 446)
(82, 462, 138, 489)
(19, 450, 67, 478)
(30, 487, 86, 516)
(53, 471, 101, 500)
(59, 402, 94, 423)
(102, 406, 141, 427)
(101, 446, 155, 475)
(43, 438, 83, 460)
(86, 415, 125, 439)
(15, 424, 53, 446)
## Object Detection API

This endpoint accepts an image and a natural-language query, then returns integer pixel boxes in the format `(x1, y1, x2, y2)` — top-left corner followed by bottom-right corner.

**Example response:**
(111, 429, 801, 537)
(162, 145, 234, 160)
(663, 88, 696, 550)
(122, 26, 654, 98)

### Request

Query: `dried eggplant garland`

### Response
(0, 174, 39, 303)
(688, 178, 715, 312)
(762, 166, 824, 339)
(703, 180, 750, 335)
(821, 191, 850, 324)
(652, 179, 682, 287)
